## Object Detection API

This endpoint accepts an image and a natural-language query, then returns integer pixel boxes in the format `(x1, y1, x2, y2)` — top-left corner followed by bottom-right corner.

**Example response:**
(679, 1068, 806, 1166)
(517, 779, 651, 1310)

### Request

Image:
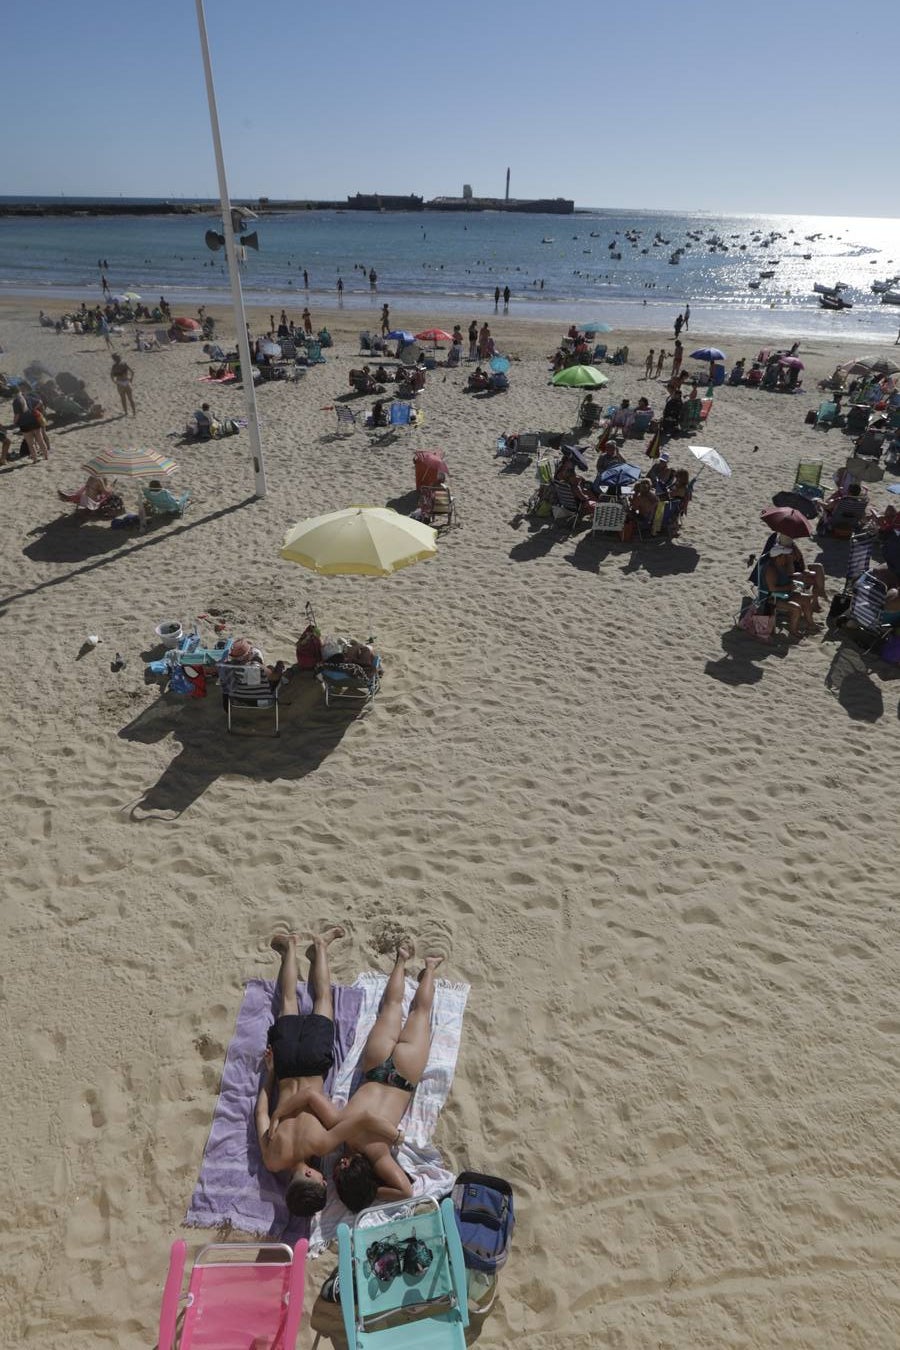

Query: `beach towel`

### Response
(184, 978, 363, 1243)
(308, 971, 470, 1255)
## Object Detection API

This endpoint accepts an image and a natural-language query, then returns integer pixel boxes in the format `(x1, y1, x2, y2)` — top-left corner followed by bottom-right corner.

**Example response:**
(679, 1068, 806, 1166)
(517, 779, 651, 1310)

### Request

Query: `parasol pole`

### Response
(194, 0, 267, 499)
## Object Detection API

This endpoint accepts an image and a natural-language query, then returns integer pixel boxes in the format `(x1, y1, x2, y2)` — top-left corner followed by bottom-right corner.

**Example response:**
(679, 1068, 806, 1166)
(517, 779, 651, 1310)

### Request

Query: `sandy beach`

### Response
(2, 294, 900, 1350)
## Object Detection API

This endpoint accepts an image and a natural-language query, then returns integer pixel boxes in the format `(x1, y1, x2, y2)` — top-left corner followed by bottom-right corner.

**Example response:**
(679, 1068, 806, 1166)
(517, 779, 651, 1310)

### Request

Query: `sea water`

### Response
(1, 200, 898, 342)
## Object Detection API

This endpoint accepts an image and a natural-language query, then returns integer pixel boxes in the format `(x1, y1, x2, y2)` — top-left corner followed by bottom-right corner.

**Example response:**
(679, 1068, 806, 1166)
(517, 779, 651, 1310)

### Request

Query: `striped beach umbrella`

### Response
(82, 447, 178, 478)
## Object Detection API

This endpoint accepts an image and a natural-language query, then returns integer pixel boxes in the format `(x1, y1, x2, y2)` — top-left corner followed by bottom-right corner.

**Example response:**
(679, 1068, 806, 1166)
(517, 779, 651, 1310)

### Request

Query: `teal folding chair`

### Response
(337, 1197, 469, 1350)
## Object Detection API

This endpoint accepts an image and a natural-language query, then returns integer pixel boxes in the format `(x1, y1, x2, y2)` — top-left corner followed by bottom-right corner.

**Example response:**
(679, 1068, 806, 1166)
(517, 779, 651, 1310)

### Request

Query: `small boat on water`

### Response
(881, 290, 900, 305)
(541, 237, 554, 244)
(814, 281, 852, 310)
(748, 280, 761, 290)
(759, 270, 775, 278)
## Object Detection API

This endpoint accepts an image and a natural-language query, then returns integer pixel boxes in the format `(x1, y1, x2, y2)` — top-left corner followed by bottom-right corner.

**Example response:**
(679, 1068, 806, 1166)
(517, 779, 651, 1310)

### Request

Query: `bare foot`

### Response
(423, 955, 444, 972)
(315, 925, 345, 947)
(396, 941, 415, 963)
(270, 932, 300, 955)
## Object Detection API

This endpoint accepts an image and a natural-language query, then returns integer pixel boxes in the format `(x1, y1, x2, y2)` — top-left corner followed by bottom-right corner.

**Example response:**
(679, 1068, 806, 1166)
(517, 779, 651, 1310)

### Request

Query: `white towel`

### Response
(309, 971, 470, 1255)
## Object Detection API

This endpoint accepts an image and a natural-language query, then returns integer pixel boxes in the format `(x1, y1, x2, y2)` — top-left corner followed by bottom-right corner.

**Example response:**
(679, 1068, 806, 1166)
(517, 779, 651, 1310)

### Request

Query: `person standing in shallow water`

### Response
(337, 277, 344, 303)
(503, 285, 510, 311)
(683, 303, 691, 331)
(494, 286, 500, 312)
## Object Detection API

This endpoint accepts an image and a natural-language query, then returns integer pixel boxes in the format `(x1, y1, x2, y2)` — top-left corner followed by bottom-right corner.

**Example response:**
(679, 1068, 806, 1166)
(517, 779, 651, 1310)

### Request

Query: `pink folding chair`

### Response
(158, 1240, 307, 1350)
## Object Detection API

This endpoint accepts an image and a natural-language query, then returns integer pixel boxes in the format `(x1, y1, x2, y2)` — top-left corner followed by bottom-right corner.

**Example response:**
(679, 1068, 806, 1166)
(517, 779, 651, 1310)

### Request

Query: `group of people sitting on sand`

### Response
(258, 927, 442, 1216)
(551, 442, 693, 533)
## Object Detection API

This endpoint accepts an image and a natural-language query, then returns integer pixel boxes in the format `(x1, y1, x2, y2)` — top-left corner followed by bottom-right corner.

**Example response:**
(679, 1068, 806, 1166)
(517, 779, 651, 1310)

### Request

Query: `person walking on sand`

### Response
(655, 348, 667, 378)
(671, 339, 683, 377)
(468, 319, 478, 361)
(302, 307, 313, 335)
(110, 353, 136, 417)
(274, 942, 445, 1213)
(381, 303, 390, 337)
(674, 311, 684, 341)
(98, 313, 112, 349)
(255, 926, 402, 1217)
(645, 349, 655, 379)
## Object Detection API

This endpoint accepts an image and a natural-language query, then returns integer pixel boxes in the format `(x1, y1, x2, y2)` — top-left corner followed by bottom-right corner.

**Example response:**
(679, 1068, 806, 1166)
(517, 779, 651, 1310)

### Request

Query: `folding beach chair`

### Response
(389, 402, 416, 431)
(793, 461, 824, 499)
(317, 655, 382, 709)
(815, 400, 838, 429)
(141, 486, 191, 524)
(335, 405, 360, 435)
(590, 499, 627, 539)
(158, 1239, 307, 1350)
(336, 1197, 469, 1350)
(496, 431, 540, 463)
(304, 340, 326, 365)
(845, 404, 871, 435)
(154, 328, 173, 349)
(220, 663, 280, 735)
(842, 571, 890, 652)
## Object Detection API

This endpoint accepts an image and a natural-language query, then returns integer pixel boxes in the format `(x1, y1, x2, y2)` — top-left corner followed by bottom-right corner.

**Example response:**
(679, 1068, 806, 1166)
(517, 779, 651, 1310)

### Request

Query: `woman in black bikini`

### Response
(300, 943, 443, 1211)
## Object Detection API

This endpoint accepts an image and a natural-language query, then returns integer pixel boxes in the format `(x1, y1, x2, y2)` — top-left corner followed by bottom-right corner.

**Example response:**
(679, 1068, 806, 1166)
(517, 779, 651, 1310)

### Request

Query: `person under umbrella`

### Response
(759, 544, 820, 637)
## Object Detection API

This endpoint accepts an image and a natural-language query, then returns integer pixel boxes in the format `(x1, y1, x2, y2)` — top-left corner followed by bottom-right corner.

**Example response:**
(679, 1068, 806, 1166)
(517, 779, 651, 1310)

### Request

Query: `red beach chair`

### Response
(158, 1239, 307, 1349)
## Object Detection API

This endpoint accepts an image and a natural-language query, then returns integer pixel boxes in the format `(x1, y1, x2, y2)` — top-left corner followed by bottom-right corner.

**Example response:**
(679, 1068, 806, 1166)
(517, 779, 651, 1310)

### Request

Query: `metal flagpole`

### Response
(194, 0, 267, 498)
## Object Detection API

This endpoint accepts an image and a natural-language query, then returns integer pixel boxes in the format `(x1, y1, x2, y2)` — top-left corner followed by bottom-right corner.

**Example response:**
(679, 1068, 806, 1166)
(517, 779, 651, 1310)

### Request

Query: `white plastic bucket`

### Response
(155, 620, 183, 650)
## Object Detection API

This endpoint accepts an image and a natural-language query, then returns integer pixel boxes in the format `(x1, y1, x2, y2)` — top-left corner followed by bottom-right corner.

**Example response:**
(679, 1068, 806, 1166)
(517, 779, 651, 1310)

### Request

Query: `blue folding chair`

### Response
(390, 402, 414, 428)
(337, 1197, 469, 1350)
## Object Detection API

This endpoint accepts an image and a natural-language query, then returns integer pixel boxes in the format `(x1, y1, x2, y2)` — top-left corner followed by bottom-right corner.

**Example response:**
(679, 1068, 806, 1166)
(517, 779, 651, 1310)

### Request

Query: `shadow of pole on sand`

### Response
(2, 497, 258, 614)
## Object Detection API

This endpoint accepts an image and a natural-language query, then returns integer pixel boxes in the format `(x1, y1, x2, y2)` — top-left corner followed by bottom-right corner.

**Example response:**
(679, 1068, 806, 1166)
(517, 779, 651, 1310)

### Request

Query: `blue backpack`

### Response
(451, 1172, 515, 1274)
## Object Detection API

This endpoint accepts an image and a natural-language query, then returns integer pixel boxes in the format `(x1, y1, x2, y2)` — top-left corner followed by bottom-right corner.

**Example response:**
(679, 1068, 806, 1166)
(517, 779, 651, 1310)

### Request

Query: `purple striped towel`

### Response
(184, 978, 363, 1243)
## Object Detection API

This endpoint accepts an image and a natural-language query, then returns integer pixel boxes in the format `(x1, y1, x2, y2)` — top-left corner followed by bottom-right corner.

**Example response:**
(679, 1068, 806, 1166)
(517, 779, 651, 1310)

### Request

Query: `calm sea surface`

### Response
(1, 200, 898, 341)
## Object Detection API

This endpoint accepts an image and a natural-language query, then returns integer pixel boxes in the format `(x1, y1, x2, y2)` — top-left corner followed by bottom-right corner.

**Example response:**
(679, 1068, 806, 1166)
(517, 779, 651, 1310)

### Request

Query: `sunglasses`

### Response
(366, 1234, 433, 1285)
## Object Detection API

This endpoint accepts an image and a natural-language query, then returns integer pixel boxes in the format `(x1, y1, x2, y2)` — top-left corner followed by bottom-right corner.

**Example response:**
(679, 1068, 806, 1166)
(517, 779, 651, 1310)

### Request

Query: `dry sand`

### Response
(2, 297, 900, 1349)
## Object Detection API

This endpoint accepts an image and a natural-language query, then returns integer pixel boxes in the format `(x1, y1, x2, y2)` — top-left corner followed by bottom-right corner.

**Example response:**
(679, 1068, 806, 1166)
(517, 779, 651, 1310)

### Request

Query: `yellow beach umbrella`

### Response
(280, 506, 437, 576)
(280, 507, 437, 640)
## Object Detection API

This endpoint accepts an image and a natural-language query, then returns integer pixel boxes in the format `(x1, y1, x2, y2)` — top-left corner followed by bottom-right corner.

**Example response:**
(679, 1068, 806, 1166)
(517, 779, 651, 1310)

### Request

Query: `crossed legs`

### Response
(362, 944, 443, 1086)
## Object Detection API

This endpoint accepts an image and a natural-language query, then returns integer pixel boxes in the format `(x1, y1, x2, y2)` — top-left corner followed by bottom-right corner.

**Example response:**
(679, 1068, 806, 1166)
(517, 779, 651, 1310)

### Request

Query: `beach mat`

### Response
(309, 971, 470, 1254)
(184, 978, 363, 1242)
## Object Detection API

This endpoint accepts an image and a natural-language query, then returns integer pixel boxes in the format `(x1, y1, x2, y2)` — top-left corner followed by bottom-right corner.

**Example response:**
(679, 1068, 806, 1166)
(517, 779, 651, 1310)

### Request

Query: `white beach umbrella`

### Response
(689, 445, 732, 477)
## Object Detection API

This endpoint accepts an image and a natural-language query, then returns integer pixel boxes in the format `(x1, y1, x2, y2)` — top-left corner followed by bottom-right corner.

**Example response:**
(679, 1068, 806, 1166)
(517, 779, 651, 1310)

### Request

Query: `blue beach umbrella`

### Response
(387, 330, 415, 344)
(490, 355, 510, 373)
(583, 322, 611, 334)
(598, 462, 641, 488)
(690, 347, 726, 362)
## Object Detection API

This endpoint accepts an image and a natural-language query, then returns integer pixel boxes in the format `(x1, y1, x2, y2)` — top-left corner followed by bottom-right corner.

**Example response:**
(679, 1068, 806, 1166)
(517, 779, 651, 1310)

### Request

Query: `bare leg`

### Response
(307, 925, 345, 1019)
(362, 943, 413, 1072)
(271, 933, 301, 1018)
(392, 956, 443, 1085)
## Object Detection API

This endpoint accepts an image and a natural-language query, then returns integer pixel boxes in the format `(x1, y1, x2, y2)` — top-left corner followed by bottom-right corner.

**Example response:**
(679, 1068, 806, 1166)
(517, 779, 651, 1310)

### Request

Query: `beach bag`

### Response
(296, 623, 323, 670)
(805, 409, 817, 425)
(451, 1172, 515, 1274)
(738, 598, 775, 641)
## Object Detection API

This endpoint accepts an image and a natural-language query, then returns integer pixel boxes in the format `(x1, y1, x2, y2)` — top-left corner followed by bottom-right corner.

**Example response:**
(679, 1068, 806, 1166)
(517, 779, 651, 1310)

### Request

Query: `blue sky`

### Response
(3, 0, 899, 217)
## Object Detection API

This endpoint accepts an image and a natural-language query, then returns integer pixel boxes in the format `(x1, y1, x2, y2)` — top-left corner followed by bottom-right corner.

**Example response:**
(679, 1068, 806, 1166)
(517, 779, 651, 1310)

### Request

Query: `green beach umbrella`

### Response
(552, 365, 609, 388)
